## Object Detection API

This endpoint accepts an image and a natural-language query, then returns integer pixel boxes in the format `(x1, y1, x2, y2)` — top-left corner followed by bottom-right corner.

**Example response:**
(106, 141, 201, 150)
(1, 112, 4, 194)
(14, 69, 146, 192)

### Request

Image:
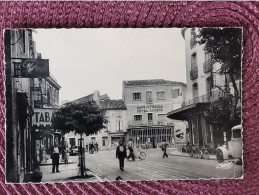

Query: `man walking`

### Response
(127, 139, 135, 161)
(161, 140, 168, 158)
(116, 141, 127, 171)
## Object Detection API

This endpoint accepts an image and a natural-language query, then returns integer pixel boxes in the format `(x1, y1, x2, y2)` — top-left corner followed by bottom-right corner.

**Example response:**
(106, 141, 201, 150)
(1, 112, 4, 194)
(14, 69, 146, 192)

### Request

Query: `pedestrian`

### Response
(63, 148, 69, 165)
(90, 142, 94, 154)
(51, 144, 60, 173)
(95, 142, 99, 153)
(127, 139, 135, 161)
(116, 141, 127, 171)
(161, 140, 168, 158)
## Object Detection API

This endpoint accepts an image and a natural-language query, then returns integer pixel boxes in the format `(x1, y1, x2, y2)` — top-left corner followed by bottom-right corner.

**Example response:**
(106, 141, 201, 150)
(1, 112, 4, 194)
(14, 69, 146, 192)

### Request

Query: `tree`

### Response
(203, 95, 241, 141)
(197, 28, 242, 115)
(197, 28, 242, 135)
(51, 101, 107, 177)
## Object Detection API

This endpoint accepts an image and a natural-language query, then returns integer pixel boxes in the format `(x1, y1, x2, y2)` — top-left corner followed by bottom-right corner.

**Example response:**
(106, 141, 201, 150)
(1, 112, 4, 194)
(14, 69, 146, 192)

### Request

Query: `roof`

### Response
(123, 79, 186, 87)
(100, 99, 126, 110)
(70, 93, 94, 104)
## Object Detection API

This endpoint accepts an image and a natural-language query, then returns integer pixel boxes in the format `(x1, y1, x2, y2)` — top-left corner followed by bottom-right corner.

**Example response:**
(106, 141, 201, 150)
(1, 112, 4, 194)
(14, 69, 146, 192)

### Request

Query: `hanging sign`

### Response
(13, 58, 49, 78)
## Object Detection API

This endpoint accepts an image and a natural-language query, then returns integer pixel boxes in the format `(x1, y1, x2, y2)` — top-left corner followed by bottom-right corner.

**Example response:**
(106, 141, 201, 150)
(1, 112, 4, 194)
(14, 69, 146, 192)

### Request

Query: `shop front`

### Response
(127, 126, 174, 148)
(32, 108, 57, 163)
(109, 132, 126, 148)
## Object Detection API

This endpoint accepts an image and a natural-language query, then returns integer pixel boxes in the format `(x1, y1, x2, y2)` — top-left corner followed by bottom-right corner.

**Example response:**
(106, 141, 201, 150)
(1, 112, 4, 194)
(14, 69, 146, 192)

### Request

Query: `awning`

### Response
(167, 103, 210, 120)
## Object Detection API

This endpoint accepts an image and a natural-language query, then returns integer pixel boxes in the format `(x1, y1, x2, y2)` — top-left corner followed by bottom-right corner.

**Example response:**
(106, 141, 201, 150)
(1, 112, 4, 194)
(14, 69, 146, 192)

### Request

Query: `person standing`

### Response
(116, 141, 127, 171)
(51, 144, 60, 173)
(161, 140, 168, 158)
(95, 142, 99, 153)
(63, 148, 69, 165)
(127, 139, 135, 161)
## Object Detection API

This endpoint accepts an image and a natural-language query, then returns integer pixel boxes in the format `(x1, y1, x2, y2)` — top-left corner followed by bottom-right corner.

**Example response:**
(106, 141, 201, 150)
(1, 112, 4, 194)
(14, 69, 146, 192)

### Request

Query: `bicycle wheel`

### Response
(196, 150, 202, 159)
(203, 151, 209, 160)
(139, 152, 146, 160)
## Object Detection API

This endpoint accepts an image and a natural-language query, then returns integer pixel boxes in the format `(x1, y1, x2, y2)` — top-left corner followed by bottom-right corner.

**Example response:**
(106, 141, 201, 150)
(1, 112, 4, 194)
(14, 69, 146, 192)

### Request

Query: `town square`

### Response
(4, 28, 242, 183)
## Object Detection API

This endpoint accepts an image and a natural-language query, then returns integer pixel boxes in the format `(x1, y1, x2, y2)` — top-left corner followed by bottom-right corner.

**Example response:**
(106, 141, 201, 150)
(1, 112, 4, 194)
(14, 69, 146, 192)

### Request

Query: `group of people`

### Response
(116, 139, 169, 171)
(87, 142, 99, 154)
(115, 139, 140, 171)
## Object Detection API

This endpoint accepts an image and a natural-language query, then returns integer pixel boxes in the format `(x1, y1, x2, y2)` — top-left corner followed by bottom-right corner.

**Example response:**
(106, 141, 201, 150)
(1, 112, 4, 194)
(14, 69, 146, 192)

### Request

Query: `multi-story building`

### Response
(123, 79, 187, 148)
(5, 29, 61, 183)
(65, 90, 127, 150)
(167, 28, 241, 149)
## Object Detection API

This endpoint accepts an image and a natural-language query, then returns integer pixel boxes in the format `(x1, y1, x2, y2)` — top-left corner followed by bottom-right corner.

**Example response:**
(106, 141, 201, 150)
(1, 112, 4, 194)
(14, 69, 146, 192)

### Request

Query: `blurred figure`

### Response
(116, 141, 127, 171)
(51, 144, 60, 173)
(161, 140, 168, 158)
(127, 139, 135, 161)
(95, 142, 99, 153)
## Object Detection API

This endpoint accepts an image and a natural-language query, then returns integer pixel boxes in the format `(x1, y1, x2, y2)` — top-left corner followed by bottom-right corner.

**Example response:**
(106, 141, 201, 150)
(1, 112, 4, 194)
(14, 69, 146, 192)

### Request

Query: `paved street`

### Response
(85, 149, 243, 181)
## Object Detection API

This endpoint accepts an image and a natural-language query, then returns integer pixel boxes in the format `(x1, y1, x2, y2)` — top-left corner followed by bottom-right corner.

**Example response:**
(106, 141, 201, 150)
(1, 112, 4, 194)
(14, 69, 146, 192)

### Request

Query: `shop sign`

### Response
(137, 105, 163, 113)
(32, 108, 57, 126)
(13, 58, 49, 78)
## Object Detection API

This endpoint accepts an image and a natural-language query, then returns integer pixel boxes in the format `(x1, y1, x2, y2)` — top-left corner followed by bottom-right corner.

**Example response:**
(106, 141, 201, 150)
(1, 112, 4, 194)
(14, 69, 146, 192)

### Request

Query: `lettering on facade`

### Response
(32, 108, 56, 126)
(137, 105, 163, 113)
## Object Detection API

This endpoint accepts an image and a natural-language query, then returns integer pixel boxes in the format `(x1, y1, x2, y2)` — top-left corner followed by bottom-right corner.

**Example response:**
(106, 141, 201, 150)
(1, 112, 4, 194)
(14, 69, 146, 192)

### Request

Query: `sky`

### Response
(33, 28, 186, 103)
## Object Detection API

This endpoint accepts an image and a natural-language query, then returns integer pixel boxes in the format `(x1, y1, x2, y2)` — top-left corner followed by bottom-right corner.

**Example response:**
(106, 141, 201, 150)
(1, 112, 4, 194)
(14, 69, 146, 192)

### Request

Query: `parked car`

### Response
(70, 146, 78, 155)
(216, 125, 242, 163)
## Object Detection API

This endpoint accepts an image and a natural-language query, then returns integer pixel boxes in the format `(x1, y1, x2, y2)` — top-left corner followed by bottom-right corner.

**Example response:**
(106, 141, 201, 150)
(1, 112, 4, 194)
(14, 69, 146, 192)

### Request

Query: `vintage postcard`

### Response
(4, 28, 243, 183)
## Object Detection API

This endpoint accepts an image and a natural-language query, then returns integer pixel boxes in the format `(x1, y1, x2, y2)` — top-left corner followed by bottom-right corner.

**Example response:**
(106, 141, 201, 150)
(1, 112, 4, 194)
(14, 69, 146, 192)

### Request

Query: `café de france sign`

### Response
(137, 105, 163, 113)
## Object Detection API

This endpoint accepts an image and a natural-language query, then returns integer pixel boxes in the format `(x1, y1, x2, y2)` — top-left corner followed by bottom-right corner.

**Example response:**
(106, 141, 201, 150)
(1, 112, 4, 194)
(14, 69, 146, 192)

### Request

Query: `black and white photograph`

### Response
(4, 27, 243, 183)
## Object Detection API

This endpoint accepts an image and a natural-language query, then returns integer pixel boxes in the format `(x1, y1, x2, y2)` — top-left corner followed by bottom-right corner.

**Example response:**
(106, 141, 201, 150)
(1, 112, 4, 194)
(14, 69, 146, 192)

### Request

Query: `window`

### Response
(133, 92, 141, 101)
(134, 115, 142, 121)
(172, 89, 182, 98)
(146, 91, 153, 103)
(148, 113, 153, 121)
(157, 91, 165, 100)
(191, 53, 197, 69)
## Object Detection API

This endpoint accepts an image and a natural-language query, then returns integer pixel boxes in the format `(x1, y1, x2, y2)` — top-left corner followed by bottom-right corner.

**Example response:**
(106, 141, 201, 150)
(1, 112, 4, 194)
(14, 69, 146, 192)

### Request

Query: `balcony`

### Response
(190, 67, 198, 80)
(128, 120, 174, 127)
(203, 59, 213, 73)
(182, 90, 225, 107)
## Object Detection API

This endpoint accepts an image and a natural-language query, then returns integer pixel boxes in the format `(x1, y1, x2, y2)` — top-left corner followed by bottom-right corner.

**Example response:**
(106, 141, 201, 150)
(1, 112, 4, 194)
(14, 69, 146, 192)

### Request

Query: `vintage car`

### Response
(216, 125, 242, 163)
(70, 145, 78, 155)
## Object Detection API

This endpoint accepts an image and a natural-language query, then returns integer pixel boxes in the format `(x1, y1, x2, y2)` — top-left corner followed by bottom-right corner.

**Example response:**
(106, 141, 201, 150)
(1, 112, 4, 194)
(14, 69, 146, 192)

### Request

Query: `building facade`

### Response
(167, 28, 241, 150)
(66, 90, 128, 150)
(5, 29, 61, 183)
(123, 79, 187, 148)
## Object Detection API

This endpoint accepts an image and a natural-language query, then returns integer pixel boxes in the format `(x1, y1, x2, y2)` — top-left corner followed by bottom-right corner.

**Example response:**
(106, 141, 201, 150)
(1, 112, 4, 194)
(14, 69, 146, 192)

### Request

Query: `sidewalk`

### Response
(40, 158, 74, 166)
(40, 157, 103, 182)
(167, 148, 217, 160)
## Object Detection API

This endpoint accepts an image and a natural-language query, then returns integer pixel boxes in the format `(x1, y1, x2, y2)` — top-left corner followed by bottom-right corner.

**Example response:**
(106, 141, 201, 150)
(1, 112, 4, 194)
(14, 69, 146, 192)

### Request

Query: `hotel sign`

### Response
(13, 58, 49, 78)
(137, 105, 163, 113)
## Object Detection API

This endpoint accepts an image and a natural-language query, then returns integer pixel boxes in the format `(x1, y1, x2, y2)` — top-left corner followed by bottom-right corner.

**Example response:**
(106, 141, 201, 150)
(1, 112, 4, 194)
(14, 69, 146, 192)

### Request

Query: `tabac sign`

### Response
(32, 108, 56, 126)
(13, 58, 49, 78)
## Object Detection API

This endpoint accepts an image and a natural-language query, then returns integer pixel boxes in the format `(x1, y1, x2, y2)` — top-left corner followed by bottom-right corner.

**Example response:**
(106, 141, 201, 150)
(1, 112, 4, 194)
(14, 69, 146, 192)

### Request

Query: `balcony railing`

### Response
(190, 67, 198, 80)
(182, 90, 225, 107)
(203, 59, 213, 73)
(128, 120, 174, 127)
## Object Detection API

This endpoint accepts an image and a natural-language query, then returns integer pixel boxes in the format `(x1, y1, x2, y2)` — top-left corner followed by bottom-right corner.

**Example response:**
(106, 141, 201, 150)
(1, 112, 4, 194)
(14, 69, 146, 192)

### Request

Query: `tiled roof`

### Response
(71, 93, 94, 104)
(100, 99, 126, 110)
(123, 79, 186, 86)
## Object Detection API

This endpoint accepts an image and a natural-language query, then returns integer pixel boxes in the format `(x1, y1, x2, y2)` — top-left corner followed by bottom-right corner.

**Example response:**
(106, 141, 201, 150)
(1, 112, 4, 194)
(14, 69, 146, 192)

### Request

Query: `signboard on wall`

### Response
(13, 58, 49, 78)
(137, 105, 163, 113)
(32, 108, 57, 126)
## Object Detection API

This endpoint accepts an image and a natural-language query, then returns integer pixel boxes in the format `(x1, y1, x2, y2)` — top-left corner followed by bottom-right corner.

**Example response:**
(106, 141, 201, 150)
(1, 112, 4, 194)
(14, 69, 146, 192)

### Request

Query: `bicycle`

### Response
(134, 147, 146, 160)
